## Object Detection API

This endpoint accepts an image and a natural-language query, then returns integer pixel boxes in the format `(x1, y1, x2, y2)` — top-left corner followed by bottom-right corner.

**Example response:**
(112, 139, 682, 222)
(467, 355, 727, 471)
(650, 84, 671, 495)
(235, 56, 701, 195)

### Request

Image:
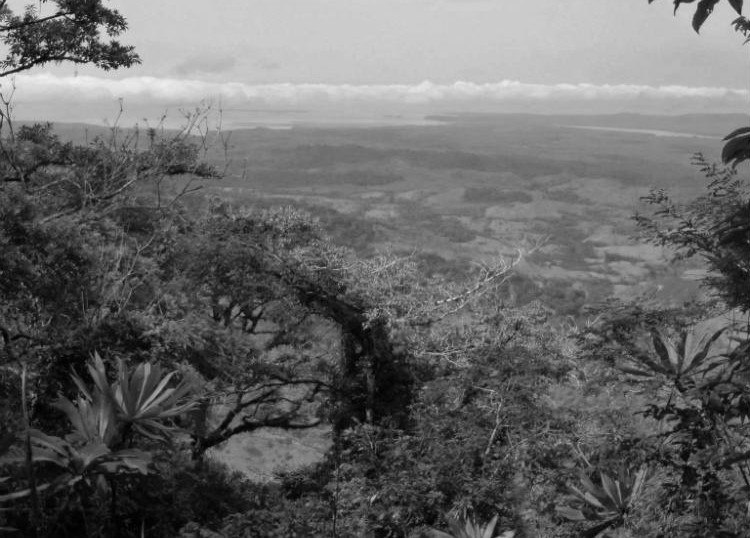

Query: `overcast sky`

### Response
(103, 0, 747, 86)
(6, 0, 750, 124)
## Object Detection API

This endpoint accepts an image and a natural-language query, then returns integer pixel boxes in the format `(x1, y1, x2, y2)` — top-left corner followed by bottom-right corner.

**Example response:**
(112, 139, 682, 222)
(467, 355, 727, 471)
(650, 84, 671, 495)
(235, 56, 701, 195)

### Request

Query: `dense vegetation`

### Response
(2, 1, 750, 537)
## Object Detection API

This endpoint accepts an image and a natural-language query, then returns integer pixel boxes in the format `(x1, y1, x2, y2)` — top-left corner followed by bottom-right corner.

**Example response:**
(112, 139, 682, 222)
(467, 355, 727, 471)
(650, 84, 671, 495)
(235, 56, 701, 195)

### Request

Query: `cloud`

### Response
(10, 74, 749, 104)
(173, 55, 237, 76)
(4, 74, 749, 123)
(254, 59, 281, 71)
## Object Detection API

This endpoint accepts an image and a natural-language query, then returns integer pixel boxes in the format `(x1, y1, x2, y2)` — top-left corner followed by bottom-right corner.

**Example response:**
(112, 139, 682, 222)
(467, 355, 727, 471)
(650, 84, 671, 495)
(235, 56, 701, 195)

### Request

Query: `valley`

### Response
(191, 112, 736, 314)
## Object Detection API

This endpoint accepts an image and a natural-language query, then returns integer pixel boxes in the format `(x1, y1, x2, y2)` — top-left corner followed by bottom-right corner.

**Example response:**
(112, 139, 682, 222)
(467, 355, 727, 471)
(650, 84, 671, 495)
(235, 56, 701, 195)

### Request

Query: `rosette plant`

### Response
(619, 325, 728, 386)
(75, 353, 199, 444)
(557, 466, 650, 537)
(0, 353, 198, 520)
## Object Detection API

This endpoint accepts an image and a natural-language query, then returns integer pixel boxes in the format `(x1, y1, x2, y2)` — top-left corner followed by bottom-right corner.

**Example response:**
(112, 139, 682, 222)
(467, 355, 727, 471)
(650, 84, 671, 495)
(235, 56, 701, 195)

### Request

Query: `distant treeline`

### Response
(258, 143, 681, 185)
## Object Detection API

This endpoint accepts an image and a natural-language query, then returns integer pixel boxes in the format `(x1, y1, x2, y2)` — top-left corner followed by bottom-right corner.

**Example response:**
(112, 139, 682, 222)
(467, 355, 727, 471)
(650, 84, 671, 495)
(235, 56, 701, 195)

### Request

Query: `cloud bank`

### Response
(10, 74, 748, 105)
(5, 74, 749, 124)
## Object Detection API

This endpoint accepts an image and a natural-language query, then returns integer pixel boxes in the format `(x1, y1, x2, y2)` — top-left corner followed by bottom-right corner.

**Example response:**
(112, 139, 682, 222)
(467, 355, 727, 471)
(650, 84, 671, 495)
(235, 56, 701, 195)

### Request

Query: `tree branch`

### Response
(0, 11, 68, 32)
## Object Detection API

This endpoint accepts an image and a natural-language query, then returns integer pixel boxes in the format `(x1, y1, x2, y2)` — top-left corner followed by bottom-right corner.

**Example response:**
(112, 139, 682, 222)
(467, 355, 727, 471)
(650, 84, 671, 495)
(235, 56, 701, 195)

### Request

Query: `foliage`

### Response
(63, 353, 198, 445)
(262, 331, 576, 538)
(578, 296, 750, 535)
(73, 353, 198, 443)
(0, 353, 197, 536)
(635, 155, 750, 311)
(429, 514, 515, 538)
(16, 2, 750, 536)
(617, 325, 727, 383)
(0, 0, 139, 77)
(556, 466, 650, 536)
(648, 0, 744, 34)
(218, 491, 332, 538)
(0, 428, 151, 500)
(132, 457, 254, 537)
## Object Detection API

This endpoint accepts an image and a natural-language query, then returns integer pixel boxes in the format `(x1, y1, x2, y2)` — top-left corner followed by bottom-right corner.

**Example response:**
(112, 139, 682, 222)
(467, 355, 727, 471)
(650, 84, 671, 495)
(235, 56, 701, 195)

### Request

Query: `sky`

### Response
(5, 0, 750, 125)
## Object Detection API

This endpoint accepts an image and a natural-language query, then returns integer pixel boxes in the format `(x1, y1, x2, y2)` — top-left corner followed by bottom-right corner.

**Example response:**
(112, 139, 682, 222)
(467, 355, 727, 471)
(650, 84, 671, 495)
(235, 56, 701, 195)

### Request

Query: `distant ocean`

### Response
(561, 124, 717, 140)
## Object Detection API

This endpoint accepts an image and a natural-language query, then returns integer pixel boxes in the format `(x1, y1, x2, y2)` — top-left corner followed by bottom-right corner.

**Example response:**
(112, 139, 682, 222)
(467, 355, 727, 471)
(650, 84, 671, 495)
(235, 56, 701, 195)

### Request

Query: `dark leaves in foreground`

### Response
(722, 127, 750, 168)
(648, 0, 743, 33)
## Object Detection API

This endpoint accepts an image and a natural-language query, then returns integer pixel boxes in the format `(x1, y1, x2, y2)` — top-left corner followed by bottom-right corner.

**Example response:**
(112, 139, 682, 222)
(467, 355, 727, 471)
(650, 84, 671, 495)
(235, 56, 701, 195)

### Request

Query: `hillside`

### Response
(169, 112, 734, 312)
(23, 112, 738, 485)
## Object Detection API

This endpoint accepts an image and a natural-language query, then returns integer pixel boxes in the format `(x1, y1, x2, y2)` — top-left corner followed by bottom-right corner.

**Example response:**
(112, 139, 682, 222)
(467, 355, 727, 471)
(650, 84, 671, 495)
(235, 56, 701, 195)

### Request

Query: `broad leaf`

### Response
(692, 0, 720, 33)
(556, 505, 587, 521)
(722, 132, 750, 167)
(0, 482, 53, 503)
(723, 127, 750, 141)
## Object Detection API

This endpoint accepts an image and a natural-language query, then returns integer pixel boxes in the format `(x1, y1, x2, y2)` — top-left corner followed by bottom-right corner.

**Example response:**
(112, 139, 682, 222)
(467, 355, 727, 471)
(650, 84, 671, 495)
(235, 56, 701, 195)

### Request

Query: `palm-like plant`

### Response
(0, 353, 197, 507)
(72, 353, 198, 444)
(620, 325, 727, 384)
(557, 466, 650, 536)
(56, 380, 120, 448)
(429, 514, 515, 538)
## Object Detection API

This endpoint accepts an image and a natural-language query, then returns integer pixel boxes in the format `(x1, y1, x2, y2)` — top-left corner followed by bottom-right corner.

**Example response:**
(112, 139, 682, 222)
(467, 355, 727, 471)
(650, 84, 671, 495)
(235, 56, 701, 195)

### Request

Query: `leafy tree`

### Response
(0, 0, 139, 78)
(172, 204, 420, 458)
(636, 156, 750, 311)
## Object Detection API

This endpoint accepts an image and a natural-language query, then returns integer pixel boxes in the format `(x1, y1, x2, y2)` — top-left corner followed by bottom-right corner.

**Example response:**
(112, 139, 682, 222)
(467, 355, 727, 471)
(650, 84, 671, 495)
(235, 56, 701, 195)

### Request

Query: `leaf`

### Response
(28, 429, 69, 458)
(482, 515, 498, 538)
(75, 442, 110, 469)
(0, 482, 52, 503)
(631, 466, 651, 500)
(86, 352, 112, 401)
(556, 505, 587, 521)
(722, 126, 750, 142)
(600, 473, 624, 508)
(617, 365, 654, 377)
(651, 330, 675, 370)
(692, 0, 720, 33)
(729, 0, 744, 14)
(446, 517, 465, 536)
(687, 326, 726, 372)
(673, 0, 699, 14)
(96, 449, 151, 475)
(722, 133, 750, 167)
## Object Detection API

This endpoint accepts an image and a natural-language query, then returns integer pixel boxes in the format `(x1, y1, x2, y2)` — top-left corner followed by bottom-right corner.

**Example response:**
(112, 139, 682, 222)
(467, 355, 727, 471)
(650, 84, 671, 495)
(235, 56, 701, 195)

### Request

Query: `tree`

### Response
(636, 156, 750, 311)
(0, 0, 139, 78)
(171, 205, 417, 458)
